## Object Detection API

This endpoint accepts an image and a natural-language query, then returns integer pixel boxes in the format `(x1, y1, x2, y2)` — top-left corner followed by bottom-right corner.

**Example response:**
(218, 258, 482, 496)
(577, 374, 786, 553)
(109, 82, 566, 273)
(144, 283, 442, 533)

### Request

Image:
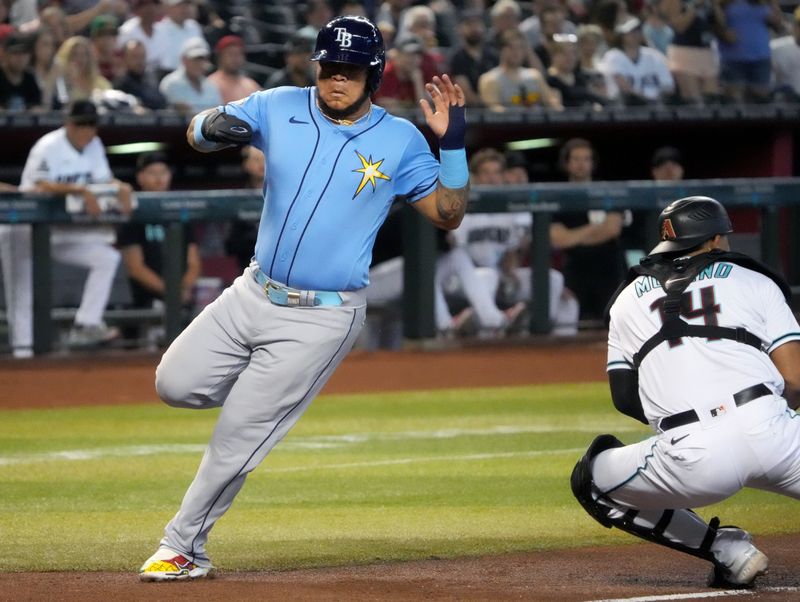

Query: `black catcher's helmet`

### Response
(650, 196, 733, 255)
(310, 15, 386, 92)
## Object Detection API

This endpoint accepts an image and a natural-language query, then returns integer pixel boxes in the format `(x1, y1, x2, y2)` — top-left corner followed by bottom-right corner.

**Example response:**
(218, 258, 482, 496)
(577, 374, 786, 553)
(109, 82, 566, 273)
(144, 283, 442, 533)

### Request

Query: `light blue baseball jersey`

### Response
(221, 86, 440, 291)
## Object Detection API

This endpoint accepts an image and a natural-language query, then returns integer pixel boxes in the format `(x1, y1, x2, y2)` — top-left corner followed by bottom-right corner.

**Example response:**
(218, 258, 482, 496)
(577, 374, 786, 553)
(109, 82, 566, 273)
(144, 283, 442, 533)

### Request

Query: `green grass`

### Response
(0, 383, 796, 572)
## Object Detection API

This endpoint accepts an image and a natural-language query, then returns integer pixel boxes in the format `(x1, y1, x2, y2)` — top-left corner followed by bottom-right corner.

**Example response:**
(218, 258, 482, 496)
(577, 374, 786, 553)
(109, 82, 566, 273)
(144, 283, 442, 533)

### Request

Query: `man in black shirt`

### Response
(550, 138, 626, 322)
(114, 40, 167, 110)
(0, 32, 41, 110)
(449, 10, 498, 107)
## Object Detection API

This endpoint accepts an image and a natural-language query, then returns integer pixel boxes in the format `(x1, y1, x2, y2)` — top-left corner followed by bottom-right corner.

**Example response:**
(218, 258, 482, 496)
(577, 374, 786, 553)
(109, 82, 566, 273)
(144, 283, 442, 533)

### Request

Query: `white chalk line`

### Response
(587, 586, 800, 602)
(0, 423, 635, 466)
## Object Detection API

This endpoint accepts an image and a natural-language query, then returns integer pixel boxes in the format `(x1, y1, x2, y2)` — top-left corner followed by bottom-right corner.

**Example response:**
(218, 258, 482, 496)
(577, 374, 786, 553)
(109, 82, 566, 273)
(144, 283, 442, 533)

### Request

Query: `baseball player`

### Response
(571, 196, 800, 588)
(139, 15, 469, 581)
(0, 99, 131, 358)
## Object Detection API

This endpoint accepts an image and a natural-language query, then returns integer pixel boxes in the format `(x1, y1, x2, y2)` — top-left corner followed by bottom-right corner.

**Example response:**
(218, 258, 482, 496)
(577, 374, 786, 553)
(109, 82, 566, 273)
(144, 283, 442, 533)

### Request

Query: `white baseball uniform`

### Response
(600, 46, 675, 101)
(589, 258, 800, 571)
(452, 212, 579, 334)
(0, 127, 120, 355)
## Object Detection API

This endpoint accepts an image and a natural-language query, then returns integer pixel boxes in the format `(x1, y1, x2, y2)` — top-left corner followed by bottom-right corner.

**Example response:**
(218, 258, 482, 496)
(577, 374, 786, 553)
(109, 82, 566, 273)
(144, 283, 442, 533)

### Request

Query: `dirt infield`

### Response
(2, 341, 798, 601)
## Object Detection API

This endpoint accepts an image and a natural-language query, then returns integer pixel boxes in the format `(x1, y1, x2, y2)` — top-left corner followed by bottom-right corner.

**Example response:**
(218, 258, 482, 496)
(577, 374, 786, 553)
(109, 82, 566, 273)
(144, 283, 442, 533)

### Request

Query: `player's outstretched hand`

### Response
(420, 74, 465, 140)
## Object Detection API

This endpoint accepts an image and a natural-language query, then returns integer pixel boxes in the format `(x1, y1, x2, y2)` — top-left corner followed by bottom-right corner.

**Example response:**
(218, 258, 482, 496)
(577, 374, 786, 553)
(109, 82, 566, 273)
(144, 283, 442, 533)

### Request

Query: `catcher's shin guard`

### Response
(570, 434, 720, 563)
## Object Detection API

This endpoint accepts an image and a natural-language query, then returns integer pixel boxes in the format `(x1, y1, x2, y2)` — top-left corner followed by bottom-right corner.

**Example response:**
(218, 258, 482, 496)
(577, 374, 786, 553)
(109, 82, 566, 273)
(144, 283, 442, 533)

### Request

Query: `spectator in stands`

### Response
(642, 3, 673, 55)
(449, 9, 498, 107)
(263, 34, 314, 90)
(576, 24, 608, 99)
(549, 138, 626, 322)
(89, 14, 121, 82)
(489, 0, 544, 72)
(50, 35, 111, 109)
(521, 0, 578, 50)
(20, 1, 120, 43)
(658, 0, 718, 105)
(375, 0, 411, 32)
(337, 1, 367, 18)
(547, 37, 608, 108)
(159, 36, 221, 113)
(297, 0, 334, 41)
(503, 151, 530, 184)
(0, 100, 132, 358)
(770, 6, 800, 100)
(117, 0, 163, 77)
(591, 0, 632, 47)
(651, 145, 684, 181)
(151, 0, 202, 78)
(712, 0, 784, 103)
(457, 148, 579, 335)
(533, 5, 568, 70)
(478, 29, 562, 111)
(31, 26, 57, 107)
(114, 39, 166, 109)
(373, 35, 434, 110)
(207, 34, 259, 104)
(0, 31, 42, 110)
(600, 17, 675, 105)
(117, 152, 201, 312)
(225, 145, 263, 271)
(396, 5, 445, 72)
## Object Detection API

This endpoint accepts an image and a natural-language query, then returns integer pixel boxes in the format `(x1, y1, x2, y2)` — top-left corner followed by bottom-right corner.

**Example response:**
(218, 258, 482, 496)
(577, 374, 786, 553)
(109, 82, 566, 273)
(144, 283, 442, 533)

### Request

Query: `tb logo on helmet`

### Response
(334, 28, 353, 47)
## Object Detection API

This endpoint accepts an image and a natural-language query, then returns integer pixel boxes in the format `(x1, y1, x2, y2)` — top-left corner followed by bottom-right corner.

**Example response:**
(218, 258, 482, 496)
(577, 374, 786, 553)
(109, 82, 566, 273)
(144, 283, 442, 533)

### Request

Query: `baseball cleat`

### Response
(139, 549, 214, 582)
(708, 546, 769, 589)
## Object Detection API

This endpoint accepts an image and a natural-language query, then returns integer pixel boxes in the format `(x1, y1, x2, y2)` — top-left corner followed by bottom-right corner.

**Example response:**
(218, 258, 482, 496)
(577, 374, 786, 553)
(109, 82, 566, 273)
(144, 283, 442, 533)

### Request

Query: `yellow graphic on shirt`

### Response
(352, 151, 391, 199)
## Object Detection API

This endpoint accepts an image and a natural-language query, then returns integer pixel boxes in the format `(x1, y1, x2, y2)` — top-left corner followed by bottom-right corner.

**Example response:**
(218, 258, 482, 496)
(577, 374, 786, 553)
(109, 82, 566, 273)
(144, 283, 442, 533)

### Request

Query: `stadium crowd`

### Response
(0, 0, 798, 357)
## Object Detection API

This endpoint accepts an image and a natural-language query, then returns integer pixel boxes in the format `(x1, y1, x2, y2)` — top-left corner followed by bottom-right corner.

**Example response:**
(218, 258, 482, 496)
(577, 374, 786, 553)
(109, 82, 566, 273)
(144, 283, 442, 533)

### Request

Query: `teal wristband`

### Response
(192, 115, 217, 150)
(438, 148, 468, 189)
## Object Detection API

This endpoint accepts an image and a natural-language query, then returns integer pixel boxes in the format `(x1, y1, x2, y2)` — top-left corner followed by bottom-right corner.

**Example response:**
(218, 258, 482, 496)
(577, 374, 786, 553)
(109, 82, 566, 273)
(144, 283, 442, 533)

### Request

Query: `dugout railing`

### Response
(1, 178, 799, 353)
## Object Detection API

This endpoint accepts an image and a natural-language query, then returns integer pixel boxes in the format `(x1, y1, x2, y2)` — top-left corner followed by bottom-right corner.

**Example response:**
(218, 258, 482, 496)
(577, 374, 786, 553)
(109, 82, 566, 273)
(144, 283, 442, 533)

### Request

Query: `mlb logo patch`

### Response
(710, 404, 727, 418)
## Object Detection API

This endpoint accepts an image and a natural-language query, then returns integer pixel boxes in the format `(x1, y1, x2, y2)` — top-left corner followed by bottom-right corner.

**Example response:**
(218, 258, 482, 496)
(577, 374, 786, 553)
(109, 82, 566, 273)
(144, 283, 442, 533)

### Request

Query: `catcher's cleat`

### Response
(139, 548, 214, 582)
(708, 545, 769, 589)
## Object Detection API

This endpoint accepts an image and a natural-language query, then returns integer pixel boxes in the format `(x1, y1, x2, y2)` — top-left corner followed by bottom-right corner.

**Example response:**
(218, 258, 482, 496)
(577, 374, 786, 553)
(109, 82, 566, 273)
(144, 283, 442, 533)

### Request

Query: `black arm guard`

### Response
(608, 368, 648, 425)
(200, 111, 253, 145)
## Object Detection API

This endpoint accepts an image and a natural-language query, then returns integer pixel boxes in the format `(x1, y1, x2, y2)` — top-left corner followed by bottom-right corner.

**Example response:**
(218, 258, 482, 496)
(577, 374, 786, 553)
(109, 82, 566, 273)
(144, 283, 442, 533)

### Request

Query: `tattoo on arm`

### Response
(435, 182, 469, 224)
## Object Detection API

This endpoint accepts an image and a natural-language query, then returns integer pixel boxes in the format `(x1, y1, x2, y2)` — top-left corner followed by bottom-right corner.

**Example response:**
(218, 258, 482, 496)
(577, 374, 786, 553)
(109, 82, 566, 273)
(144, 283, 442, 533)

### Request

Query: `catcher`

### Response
(571, 196, 800, 588)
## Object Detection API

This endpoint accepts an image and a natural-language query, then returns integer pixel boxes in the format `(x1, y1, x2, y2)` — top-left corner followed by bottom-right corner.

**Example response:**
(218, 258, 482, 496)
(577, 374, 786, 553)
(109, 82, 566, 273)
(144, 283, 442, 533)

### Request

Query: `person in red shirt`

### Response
(207, 34, 260, 104)
(373, 34, 437, 110)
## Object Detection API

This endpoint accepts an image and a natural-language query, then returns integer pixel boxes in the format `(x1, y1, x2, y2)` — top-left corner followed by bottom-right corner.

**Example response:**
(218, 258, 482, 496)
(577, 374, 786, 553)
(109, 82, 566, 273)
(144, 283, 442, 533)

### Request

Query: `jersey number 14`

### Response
(650, 286, 721, 347)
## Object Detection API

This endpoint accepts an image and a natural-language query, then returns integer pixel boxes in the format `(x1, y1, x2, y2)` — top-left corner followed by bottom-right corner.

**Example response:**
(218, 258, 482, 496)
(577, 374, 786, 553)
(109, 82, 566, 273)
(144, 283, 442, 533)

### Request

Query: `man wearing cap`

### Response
(264, 34, 315, 89)
(651, 145, 684, 182)
(90, 14, 121, 81)
(0, 31, 42, 110)
(116, 152, 201, 315)
(159, 36, 222, 112)
(0, 100, 133, 358)
(570, 195, 800, 589)
(150, 0, 202, 77)
(373, 34, 437, 109)
(207, 34, 260, 104)
(770, 7, 800, 100)
(599, 16, 674, 105)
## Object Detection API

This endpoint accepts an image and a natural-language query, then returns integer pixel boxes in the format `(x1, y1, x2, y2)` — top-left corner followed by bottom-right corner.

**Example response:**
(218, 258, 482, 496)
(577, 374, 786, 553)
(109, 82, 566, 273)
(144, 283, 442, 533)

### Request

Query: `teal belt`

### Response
(251, 268, 343, 307)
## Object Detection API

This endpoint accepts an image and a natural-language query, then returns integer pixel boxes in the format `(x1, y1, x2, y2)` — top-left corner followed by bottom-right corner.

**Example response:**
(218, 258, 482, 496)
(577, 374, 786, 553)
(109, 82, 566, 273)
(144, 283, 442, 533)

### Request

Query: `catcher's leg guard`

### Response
(570, 434, 720, 564)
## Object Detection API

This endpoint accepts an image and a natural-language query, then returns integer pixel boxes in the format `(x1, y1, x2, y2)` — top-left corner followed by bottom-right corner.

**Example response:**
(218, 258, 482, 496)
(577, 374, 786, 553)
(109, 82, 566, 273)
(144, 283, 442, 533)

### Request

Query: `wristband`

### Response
(439, 105, 466, 150)
(438, 148, 468, 189)
(192, 114, 219, 150)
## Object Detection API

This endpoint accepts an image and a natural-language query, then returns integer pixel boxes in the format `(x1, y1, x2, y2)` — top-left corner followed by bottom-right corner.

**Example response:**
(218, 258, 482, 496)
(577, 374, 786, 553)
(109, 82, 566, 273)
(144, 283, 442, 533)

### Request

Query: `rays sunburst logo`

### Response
(352, 151, 390, 199)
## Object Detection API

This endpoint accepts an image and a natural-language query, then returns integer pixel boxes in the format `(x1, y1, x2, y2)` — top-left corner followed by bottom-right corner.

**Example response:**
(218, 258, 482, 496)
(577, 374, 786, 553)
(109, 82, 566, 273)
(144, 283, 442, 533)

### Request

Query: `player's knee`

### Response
(154, 364, 194, 407)
(570, 434, 625, 528)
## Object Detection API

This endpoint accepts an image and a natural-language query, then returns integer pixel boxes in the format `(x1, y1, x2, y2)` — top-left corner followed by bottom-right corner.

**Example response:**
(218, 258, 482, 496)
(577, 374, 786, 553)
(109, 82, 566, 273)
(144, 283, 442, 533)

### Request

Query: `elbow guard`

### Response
(608, 368, 647, 425)
(198, 111, 253, 146)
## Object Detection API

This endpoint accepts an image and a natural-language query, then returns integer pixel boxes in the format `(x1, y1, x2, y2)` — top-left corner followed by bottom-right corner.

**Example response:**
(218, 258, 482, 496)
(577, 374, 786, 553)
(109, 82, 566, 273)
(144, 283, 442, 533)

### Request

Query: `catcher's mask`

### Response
(310, 15, 386, 93)
(650, 196, 733, 255)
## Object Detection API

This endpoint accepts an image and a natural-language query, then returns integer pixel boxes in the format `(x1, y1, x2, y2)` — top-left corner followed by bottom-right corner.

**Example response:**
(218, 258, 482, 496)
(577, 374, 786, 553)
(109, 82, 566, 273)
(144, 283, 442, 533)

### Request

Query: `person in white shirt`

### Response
(0, 100, 133, 358)
(770, 7, 800, 99)
(600, 16, 675, 104)
(159, 37, 222, 113)
(150, 0, 202, 76)
(117, 0, 164, 77)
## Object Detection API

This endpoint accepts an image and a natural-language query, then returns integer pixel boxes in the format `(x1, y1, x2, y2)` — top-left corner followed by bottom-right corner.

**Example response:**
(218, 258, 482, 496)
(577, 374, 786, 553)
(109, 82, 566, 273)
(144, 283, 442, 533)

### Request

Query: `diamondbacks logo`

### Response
(352, 150, 390, 199)
(661, 218, 677, 241)
(334, 28, 353, 48)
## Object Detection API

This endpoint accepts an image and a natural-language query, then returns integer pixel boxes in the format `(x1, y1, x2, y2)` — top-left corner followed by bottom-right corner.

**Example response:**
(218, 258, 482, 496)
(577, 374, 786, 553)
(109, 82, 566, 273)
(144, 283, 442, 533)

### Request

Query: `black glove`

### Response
(201, 111, 253, 145)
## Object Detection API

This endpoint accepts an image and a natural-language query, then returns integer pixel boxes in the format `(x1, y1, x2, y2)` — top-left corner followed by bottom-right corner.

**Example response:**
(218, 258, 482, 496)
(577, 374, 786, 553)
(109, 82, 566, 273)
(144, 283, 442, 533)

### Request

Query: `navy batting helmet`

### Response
(650, 196, 733, 255)
(310, 15, 385, 92)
